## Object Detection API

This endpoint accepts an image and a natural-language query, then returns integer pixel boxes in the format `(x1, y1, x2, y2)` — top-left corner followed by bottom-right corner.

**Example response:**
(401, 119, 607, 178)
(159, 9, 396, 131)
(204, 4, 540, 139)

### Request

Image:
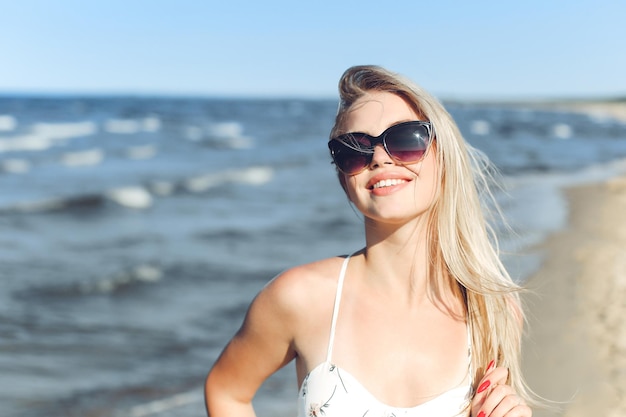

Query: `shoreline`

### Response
(521, 175, 626, 416)
(520, 100, 626, 122)
(447, 99, 626, 122)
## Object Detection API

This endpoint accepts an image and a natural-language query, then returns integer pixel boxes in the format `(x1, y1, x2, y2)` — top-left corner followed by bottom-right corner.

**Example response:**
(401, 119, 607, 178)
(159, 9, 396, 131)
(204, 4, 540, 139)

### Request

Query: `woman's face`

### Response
(338, 91, 439, 225)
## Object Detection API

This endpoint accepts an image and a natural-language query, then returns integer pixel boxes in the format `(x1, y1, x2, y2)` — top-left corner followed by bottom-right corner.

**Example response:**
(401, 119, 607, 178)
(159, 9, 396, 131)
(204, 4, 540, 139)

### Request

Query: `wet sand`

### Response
(522, 175, 626, 416)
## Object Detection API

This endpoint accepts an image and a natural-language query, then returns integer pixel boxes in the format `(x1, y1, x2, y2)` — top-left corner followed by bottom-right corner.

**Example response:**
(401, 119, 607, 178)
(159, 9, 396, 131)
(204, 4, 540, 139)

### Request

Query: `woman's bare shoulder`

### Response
(250, 256, 349, 348)
(245, 256, 345, 326)
(261, 256, 347, 307)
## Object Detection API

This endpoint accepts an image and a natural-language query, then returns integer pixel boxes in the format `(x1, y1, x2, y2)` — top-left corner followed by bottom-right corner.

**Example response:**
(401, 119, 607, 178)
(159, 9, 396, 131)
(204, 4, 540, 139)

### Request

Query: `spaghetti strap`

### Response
(325, 254, 351, 363)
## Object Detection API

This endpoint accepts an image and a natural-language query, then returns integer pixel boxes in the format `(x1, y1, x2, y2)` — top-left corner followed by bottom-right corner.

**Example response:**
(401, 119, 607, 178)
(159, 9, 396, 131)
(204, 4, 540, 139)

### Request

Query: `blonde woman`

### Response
(205, 65, 533, 417)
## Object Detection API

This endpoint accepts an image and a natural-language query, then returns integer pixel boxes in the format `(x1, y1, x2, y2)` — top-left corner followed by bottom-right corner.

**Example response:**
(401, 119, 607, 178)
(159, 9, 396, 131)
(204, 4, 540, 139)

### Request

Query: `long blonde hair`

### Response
(330, 65, 532, 403)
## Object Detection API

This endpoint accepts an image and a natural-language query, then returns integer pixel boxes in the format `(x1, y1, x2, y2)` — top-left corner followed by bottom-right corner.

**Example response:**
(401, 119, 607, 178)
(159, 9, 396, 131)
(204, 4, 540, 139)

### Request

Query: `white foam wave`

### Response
(208, 121, 243, 138)
(148, 180, 176, 196)
(61, 149, 104, 167)
(126, 144, 157, 160)
(185, 122, 253, 148)
(551, 123, 573, 139)
(184, 173, 220, 192)
(34, 121, 97, 139)
(233, 166, 273, 185)
(0, 121, 97, 153)
(470, 120, 490, 135)
(1, 158, 31, 174)
(116, 389, 202, 417)
(104, 119, 142, 134)
(0, 134, 52, 152)
(0, 115, 17, 131)
(104, 117, 162, 134)
(142, 116, 161, 132)
(82, 264, 163, 295)
(106, 186, 153, 209)
(210, 121, 253, 149)
(184, 166, 273, 193)
(132, 264, 162, 282)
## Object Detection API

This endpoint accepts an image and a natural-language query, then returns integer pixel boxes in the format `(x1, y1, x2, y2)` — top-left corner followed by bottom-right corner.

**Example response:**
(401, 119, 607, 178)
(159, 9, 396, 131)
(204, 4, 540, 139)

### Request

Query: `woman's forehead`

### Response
(341, 91, 421, 135)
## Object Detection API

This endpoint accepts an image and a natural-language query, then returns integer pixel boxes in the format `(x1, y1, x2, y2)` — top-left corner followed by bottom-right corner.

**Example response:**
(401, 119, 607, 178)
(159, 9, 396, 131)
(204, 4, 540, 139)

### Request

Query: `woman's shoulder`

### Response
(264, 256, 348, 302)
(248, 256, 348, 322)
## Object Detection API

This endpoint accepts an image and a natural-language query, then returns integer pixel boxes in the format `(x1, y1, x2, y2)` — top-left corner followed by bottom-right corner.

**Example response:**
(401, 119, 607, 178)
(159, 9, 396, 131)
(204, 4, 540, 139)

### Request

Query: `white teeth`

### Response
(372, 179, 406, 189)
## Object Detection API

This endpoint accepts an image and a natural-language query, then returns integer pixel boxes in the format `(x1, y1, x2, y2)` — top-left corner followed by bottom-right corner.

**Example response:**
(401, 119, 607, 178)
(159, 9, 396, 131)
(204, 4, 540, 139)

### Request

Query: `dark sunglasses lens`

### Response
(385, 124, 430, 162)
(330, 140, 370, 174)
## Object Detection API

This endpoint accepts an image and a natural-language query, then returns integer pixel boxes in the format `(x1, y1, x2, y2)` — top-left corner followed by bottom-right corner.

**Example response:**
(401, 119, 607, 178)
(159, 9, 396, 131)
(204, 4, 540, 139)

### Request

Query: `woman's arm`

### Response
(204, 271, 302, 416)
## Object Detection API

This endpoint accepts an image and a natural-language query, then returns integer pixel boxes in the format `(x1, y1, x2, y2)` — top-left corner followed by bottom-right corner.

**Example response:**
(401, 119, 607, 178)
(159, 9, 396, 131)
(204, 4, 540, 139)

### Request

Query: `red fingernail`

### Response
(477, 380, 491, 394)
(486, 359, 495, 372)
(477, 412, 486, 417)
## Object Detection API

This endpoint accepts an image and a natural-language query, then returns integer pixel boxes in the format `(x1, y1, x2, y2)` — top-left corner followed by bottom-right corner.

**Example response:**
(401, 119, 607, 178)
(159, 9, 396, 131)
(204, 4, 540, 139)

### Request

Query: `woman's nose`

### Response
(369, 144, 394, 169)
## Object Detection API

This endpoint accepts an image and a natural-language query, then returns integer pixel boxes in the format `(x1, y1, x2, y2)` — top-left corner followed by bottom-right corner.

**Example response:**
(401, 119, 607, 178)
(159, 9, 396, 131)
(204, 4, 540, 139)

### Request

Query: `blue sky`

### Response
(1, 0, 625, 99)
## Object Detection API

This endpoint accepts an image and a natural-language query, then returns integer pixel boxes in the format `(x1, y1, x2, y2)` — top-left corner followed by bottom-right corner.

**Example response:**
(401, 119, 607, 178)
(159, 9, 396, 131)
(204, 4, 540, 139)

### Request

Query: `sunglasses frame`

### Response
(328, 120, 434, 175)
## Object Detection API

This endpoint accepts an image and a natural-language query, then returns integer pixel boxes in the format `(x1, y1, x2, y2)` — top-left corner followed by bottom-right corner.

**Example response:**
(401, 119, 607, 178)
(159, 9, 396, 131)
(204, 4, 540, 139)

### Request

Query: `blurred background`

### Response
(1, 1, 625, 416)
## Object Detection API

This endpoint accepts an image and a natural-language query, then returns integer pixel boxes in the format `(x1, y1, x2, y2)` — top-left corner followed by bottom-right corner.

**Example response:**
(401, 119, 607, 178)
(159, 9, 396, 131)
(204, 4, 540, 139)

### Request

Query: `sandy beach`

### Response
(522, 173, 626, 416)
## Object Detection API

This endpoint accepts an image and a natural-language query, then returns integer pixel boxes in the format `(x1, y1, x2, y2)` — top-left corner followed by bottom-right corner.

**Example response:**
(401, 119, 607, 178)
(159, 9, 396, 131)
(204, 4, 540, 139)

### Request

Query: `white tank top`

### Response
(297, 255, 473, 417)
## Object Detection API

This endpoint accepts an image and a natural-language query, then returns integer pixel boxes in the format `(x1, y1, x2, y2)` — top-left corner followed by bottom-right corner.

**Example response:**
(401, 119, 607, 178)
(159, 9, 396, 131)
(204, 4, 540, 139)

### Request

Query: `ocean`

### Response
(1, 96, 626, 417)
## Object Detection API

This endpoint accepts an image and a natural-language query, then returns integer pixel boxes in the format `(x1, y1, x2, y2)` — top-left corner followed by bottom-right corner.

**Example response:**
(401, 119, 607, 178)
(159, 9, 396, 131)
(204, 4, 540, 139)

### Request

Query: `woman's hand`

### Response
(471, 361, 532, 417)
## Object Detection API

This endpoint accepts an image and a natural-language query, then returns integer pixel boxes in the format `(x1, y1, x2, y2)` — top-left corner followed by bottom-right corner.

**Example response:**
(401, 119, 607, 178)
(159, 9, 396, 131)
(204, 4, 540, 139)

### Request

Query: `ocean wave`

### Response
(183, 166, 273, 192)
(14, 264, 164, 300)
(35, 121, 98, 139)
(106, 186, 154, 209)
(0, 114, 17, 131)
(470, 119, 490, 135)
(17, 261, 270, 300)
(142, 116, 162, 132)
(104, 117, 162, 134)
(0, 133, 52, 152)
(0, 158, 31, 174)
(550, 123, 573, 139)
(0, 188, 151, 213)
(0, 194, 105, 214)
(61, 148, 105, 167)
(207, 121, 252, 149)
(103, 166, 273, 207)
(186, 121, 253, 149)
(0, 117, 160, 154)
(148, 180, 176, 196)
(184, 125, 203, 141)
(195, 228, 251, 240)
(125, 144, 158, 160)
(0, 120, 97, 153)
(115, 389, 202, 417)
(0, 165, 273, 214)
(1, 144, 158, 177)
(80, 264, 164, 295)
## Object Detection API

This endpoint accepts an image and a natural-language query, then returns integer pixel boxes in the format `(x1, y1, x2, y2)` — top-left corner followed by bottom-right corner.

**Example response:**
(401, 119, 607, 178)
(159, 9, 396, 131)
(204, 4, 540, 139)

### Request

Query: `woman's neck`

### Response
(360, 216, 432, 305)
(359, 214, 464, 315)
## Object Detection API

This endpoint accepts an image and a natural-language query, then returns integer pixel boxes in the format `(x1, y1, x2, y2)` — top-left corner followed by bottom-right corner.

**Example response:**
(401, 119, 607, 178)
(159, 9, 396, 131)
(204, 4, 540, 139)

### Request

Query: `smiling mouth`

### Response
(370, 178, 408, 190)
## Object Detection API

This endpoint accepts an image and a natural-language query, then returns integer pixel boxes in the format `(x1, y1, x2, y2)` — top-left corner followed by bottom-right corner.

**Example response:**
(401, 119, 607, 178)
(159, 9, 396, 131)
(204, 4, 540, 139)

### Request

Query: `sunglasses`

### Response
(328, 120, 433, 175)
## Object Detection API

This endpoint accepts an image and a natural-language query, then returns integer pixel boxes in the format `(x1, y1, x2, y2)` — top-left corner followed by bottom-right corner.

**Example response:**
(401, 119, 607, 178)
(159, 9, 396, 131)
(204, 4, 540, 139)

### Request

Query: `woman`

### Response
(205, 65, 533, 417)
